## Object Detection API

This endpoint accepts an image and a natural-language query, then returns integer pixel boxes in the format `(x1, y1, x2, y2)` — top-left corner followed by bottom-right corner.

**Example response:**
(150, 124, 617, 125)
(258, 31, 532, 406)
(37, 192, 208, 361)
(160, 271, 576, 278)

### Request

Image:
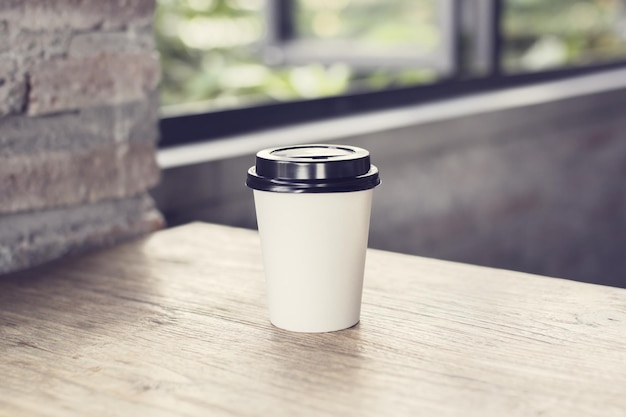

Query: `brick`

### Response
(0, 58, 26, 115)
(0, 194, 164, 275)
(0, 17, 72, 67)
(0, 99, 159, 156)
(0, 140, 160, 214)
(0, 20, 9, 53)
(69, 28, 155, 56)
(2, 13, 153, 68)
(128, 92, 160, 143)
(12, 30, 72, 64)
(27, 52, 160, 116)
(12, 0, 155, 32)
(0, 1, 21, 20)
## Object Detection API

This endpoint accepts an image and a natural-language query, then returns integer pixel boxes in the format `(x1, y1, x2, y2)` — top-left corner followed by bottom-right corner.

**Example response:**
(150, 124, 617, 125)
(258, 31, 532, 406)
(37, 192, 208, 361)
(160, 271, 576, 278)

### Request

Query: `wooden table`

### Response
(1, 223, 625, 417)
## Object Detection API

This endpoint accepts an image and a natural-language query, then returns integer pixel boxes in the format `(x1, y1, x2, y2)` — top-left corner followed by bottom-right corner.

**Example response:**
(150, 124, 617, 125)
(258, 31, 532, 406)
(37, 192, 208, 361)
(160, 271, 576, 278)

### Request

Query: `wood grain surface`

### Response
(1, 222, 625, 417)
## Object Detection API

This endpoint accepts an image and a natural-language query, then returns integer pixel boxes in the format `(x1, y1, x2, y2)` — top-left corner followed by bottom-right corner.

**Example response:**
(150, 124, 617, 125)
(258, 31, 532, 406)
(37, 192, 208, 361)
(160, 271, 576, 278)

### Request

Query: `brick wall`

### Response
(0, 0, 163, 274)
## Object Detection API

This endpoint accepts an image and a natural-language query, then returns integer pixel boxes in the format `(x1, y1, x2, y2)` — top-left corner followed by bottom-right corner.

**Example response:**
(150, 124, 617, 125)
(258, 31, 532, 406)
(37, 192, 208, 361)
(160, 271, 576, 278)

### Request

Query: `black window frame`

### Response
(159, 0, 626, 149)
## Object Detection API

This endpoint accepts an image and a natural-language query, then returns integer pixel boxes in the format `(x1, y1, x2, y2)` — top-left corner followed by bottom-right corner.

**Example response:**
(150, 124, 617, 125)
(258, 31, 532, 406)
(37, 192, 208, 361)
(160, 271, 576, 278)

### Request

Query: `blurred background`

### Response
(152, 0, 626, 288)
(5, 1, 624, 284)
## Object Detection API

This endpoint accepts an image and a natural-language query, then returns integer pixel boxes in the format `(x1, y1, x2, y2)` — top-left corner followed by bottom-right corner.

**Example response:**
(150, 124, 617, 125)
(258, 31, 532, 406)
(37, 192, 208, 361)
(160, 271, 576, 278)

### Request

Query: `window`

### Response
(156, 0, 454, 113)
(156, 0, 626, 147)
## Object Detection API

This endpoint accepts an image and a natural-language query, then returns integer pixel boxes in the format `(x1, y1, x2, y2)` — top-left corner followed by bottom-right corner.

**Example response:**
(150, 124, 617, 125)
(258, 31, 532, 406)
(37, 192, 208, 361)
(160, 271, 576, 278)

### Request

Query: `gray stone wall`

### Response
(0, 0, 163, 274)
(153, 88, 626, 288)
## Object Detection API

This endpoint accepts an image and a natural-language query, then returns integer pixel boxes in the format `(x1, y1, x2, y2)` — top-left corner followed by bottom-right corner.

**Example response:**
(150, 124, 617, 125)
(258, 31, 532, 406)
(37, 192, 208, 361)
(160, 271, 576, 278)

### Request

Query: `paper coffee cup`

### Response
(246, 144, 380, 332)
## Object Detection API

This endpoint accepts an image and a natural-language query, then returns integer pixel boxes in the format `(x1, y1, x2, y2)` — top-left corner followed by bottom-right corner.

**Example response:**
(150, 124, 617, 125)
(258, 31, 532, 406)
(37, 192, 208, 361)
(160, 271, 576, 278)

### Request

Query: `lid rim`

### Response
(247, 144, 380, 193)
(247, 165, 380, 193)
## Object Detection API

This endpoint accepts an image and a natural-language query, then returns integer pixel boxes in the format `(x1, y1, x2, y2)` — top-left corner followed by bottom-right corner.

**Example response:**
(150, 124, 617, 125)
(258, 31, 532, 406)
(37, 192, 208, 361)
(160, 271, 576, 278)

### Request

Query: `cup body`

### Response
(246, 144, 379, 332)
(253, 189, 373, 332)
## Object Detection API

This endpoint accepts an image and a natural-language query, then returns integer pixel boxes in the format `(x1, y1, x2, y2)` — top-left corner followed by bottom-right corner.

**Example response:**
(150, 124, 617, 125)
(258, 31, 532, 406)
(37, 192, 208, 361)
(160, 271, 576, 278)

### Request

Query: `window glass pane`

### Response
(295, 0, 441, 52)
(155, 0, 267, 111)
(503, 0, 626, 73)
(155, 0, 444, 113)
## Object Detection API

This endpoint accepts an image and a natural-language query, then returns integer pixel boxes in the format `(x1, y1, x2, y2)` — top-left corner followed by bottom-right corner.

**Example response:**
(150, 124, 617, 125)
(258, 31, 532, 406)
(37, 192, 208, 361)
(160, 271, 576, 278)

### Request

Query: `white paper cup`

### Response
(246, 144, 380, 332)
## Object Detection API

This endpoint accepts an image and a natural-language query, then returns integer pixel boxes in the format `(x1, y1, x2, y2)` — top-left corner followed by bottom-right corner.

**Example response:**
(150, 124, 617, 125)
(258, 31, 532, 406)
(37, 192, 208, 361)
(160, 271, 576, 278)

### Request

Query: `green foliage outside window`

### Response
(155, 0, 437, 112)
(156, 0, 626, 111)
(503, 0, 626, 71)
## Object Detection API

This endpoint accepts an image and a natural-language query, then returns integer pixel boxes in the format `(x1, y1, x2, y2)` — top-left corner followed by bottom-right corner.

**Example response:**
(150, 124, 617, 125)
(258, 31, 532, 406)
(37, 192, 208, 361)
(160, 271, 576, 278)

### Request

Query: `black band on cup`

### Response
(246, 144, 380, 193)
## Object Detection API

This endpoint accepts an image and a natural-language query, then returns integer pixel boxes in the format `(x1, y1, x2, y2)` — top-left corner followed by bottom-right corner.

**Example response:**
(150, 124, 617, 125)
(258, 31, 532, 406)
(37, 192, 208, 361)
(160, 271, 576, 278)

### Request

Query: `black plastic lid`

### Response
(246, 144, 380, 193)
